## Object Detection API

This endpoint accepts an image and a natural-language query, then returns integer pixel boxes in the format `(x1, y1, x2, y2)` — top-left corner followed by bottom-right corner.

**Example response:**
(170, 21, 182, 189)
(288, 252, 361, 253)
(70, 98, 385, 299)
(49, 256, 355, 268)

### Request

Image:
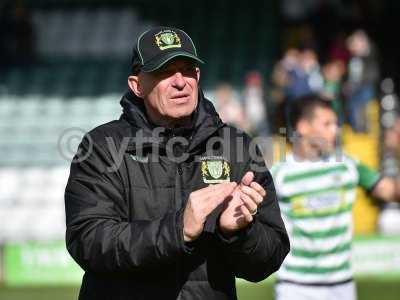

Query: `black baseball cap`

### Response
(131, 26, 204, 74)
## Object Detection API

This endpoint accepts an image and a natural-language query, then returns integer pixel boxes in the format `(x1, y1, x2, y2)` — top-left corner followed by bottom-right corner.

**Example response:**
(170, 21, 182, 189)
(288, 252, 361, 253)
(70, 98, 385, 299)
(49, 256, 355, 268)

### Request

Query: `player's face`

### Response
(139, 58, 200, 125)
(305, 107, 338, 153)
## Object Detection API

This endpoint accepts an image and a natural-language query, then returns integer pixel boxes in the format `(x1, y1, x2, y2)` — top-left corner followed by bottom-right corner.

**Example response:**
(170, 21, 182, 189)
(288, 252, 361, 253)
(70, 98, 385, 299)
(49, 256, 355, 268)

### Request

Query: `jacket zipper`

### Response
(177, 164, 183, 175)
(175, 161, 184, 298)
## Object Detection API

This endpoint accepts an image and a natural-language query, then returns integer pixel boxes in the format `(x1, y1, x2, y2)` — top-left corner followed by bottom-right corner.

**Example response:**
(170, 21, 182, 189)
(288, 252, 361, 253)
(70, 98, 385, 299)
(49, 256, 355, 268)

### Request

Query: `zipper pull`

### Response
(177, 164, 183, 175)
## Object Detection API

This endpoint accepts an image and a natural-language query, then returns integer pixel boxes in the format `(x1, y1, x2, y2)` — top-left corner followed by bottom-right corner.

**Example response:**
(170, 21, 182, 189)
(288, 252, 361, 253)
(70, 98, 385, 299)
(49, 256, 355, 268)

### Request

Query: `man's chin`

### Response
(169, 110, 193, 119)
(320, 145, 336, 156)
(164, 110, 195, 127)
(168, 105, 196, 118)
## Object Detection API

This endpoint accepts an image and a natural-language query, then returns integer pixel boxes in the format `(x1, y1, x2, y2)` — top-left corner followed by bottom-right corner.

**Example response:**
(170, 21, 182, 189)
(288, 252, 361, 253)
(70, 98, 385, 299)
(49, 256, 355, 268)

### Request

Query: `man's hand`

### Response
(183, 182, 237, 242)
(219, 172, 266, 237)
(372, 177, 400, 202)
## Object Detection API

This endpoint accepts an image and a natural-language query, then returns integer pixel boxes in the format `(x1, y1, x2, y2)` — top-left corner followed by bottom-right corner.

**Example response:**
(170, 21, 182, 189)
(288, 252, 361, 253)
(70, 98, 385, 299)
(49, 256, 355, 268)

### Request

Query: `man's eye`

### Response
(182, 67, 195, 74)
(156, 66, 195, 77)
(157, 69, 173, 77)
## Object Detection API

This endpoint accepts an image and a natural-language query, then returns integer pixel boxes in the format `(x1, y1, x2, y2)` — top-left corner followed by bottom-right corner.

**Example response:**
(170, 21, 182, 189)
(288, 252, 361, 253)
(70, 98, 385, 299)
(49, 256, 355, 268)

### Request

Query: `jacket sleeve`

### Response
(216, 144, 290, 282)
(65, 133, 188, 274)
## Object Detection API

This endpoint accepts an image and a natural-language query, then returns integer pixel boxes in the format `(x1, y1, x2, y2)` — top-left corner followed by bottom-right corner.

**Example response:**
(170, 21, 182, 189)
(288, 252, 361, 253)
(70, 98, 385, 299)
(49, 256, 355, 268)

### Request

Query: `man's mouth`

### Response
(170, 93, 190, 103)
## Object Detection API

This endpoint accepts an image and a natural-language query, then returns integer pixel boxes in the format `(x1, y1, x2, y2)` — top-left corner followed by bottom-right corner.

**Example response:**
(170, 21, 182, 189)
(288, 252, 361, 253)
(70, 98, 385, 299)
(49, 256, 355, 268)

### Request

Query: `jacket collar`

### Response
(120, 89, 225, 153)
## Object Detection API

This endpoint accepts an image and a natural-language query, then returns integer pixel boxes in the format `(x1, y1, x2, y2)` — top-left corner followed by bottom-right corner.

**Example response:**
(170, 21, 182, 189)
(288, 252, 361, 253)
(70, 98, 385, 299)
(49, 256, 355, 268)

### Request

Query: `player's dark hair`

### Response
(289, 94, 334, 130)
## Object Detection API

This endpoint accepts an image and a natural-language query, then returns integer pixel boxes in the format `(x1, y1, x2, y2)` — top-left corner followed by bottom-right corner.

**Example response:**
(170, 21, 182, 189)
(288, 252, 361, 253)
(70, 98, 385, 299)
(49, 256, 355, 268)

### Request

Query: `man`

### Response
(65, 26, 289, 300)
(272, 95, 399, 300)
(345, 30, 379, 132)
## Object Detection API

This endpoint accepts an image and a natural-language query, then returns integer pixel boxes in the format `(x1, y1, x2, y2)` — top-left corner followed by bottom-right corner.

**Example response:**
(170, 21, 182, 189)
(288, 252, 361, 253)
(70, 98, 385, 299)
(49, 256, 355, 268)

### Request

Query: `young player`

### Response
(272, 95, 399, 300)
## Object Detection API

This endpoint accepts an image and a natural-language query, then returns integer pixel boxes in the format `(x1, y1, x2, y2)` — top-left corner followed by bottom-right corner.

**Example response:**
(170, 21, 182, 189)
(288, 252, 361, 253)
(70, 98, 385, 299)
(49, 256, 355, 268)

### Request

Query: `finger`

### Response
(241, 171, 254, 186)
(204, 182, 236, 200)
(203, 182, 236, 211)
(240, 192, 258, 213)
(217, 182, 237, 199)
(192, 182, 235, 198)
(188, 183, 235, 215)
(240, 204, 253, 223)
(250, 181, 266, 197)
(241, 185, 263, 205)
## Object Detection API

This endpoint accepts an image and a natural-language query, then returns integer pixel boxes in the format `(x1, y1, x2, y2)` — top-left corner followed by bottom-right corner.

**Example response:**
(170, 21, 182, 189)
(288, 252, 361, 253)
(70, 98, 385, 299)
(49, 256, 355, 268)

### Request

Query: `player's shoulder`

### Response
(270, 153, 294, 179)
(338, 152, 360, 168)
(270, 161, 284, 178)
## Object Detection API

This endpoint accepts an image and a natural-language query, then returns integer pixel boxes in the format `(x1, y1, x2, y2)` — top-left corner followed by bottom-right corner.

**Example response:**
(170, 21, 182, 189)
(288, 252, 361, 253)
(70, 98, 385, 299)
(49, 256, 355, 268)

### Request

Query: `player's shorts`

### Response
(275, 280, 357, 300)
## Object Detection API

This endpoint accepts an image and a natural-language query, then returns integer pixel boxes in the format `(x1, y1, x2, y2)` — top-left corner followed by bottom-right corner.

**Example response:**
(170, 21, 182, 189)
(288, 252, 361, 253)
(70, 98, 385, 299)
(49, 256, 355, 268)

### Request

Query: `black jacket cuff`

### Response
(215, 219, 259, 253)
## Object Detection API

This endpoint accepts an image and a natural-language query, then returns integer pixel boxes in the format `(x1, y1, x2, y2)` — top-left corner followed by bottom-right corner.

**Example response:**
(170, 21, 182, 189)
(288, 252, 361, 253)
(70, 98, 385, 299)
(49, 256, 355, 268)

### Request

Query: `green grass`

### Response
(0, 286, 80, 300)
(1, 279, 399, 300)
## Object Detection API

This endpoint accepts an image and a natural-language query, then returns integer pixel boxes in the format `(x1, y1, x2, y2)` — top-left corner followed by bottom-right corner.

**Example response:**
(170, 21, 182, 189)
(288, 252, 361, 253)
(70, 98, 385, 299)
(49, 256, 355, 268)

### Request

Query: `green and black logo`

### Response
(155, 30, 182, 50)
(200, 156, 230, 184)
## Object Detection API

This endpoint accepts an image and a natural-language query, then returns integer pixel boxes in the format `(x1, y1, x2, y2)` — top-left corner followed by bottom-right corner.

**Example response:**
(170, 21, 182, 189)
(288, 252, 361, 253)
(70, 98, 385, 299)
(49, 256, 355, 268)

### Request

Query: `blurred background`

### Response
(1, 0, 400, 299)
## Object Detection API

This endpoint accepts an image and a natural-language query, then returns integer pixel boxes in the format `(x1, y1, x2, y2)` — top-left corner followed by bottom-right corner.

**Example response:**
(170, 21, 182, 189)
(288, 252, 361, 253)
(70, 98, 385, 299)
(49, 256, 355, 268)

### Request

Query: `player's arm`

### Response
(356, 160, 400, 202)
(371, 176, 400, 202)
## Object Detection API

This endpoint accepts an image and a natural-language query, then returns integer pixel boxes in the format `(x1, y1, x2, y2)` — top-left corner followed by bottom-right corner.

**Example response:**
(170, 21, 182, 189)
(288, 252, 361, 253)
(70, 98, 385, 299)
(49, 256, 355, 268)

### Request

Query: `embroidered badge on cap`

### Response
(155, 30, 182, 50)
(200, 156, 230, 184)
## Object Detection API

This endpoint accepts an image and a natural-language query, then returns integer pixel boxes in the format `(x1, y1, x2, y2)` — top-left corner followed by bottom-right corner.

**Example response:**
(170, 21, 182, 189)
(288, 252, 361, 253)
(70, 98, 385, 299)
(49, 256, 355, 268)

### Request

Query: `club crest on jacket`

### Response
(200, 156, 230, 184)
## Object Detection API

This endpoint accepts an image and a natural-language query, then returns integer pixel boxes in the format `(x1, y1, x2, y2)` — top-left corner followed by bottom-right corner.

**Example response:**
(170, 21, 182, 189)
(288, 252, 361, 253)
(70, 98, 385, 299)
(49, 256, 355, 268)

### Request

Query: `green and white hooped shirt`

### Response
(271, 152, 380, 284)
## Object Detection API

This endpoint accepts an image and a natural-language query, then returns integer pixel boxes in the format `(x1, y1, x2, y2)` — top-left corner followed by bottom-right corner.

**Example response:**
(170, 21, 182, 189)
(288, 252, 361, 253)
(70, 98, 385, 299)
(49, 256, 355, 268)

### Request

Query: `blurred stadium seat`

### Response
(0, 95, 121, 244)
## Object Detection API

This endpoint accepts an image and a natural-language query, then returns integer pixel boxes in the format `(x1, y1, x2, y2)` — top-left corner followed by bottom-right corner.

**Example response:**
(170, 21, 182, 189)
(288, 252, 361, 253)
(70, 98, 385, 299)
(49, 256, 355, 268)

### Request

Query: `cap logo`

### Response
(155, 30, 182, 50)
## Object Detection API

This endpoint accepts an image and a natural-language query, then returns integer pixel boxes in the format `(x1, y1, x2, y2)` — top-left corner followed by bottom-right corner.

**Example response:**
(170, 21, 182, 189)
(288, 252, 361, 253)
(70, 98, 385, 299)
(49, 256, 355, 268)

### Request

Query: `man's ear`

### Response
(196, 67, 201, 83)
(296, 119, 309, 136)
(128, 75, 144, 98)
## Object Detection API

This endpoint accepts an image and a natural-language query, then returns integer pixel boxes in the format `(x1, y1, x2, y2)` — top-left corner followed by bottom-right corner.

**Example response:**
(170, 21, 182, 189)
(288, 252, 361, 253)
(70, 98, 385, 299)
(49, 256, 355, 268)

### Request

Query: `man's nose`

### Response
(172, 72, 186, 89)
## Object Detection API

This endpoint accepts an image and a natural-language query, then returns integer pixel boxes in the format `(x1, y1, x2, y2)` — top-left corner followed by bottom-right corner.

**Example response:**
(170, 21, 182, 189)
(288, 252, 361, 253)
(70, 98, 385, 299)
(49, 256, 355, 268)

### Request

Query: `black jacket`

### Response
(65, 90, 289, 300)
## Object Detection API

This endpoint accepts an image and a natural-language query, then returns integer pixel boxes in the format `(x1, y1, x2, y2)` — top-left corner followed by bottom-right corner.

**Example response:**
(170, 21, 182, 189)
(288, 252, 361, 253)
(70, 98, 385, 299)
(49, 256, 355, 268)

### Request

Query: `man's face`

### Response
(137, 58, 200, 125)
(298, 107, 338, 153)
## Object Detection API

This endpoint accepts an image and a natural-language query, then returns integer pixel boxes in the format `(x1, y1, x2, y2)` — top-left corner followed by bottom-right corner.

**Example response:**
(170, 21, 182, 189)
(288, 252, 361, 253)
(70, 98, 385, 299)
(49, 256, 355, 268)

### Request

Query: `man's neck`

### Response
(146, 111, 193, 129)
